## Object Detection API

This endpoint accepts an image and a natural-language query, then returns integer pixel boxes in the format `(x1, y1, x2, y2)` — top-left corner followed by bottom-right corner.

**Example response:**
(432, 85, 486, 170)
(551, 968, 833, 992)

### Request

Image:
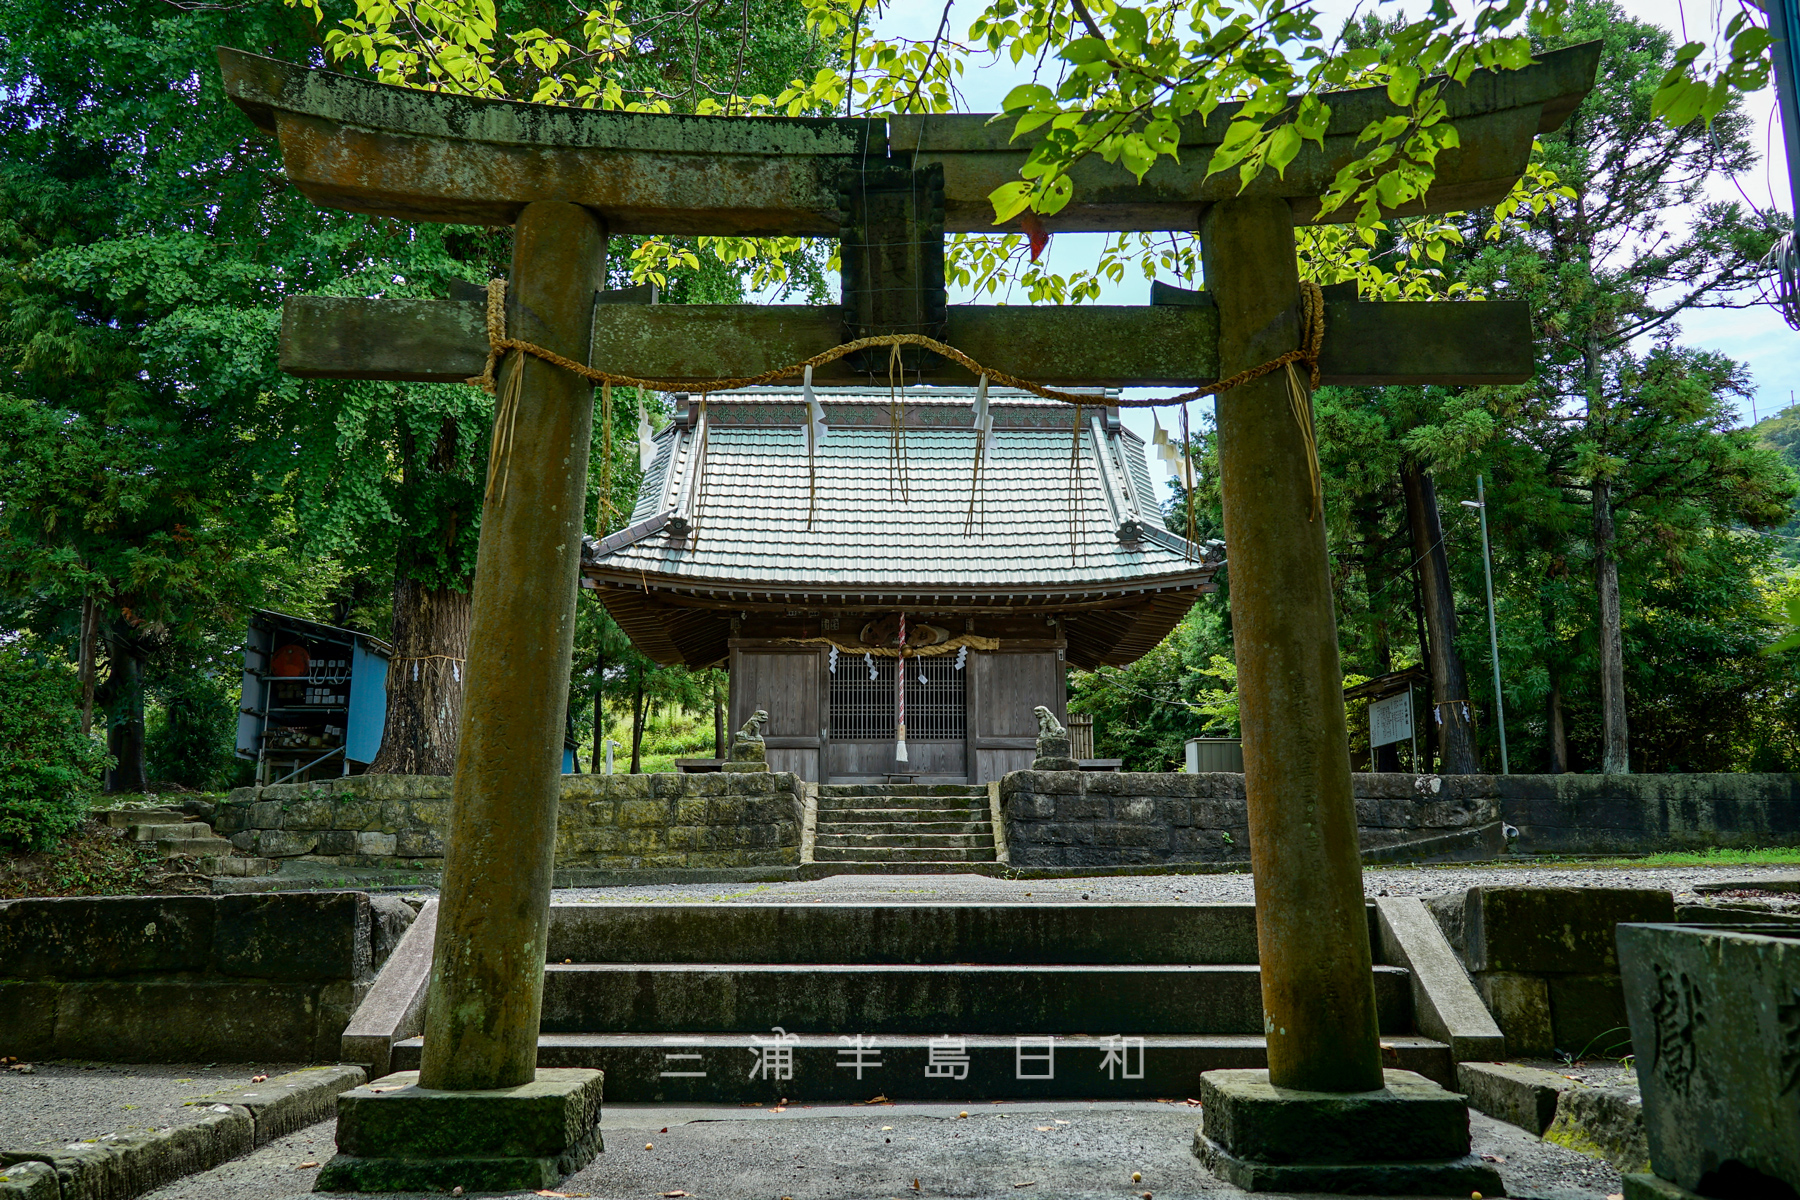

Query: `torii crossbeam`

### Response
(220, 38, 1596, 1190)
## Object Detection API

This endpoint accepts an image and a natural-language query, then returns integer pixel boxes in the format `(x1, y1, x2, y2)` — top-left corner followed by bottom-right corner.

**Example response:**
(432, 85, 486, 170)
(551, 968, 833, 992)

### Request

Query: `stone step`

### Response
(814, 819, 993, 836)
(155, 835, 236, 858)
(818, 807, 991, 823)
(797, 861, 1008, 879)
(544, 903, 1270, 965)
(131, 821, 214, 841)
(817, 792, 987, 809)
(389, 1032, 1453, 1100)
(817, 784, 989, 799)
(102, 809, 186, 828)
(538, 963, 1415, 1035)
(815, 831, 995, 848)
(197, 854, 281, 877)
(813, 844, 994, 863)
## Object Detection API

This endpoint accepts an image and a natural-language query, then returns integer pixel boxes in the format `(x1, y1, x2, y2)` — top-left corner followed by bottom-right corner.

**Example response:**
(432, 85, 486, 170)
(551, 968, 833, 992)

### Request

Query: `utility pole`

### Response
(1461, 476, 1510, 774)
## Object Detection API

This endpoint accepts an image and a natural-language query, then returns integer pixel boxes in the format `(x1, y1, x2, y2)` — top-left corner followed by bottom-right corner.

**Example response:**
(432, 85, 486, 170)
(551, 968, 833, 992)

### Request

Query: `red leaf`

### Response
(1021, 211, 1050, 262)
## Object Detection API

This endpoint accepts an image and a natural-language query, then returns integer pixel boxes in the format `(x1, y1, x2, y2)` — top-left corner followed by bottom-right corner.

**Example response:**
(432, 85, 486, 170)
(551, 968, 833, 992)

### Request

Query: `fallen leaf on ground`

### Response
(1013, 1182, 1036, 1188)
(1480, 1154, 1505, 1163)
(660, 1128, 668, 1133)
(659, 1191, 688, 1197)
(1034, 1126, 1053, 1132)
(296, 1162, 320, 1169)
(912, 1179, 921, 1191)
(1053, 1119, 1069, 1125)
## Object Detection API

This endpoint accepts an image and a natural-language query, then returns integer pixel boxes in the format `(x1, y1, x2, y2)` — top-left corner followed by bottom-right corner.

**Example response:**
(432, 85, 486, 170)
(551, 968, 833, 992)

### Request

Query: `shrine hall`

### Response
(580, 385, 1224, 784)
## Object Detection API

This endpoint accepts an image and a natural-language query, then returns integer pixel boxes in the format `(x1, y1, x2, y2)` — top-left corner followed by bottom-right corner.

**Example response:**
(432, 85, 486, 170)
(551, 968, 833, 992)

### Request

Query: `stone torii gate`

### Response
(221, 41, 1595, 1191)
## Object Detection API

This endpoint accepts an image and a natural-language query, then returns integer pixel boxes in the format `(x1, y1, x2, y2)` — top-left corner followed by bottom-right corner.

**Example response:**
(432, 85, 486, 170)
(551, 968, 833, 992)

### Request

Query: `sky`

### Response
(819, 0, 1800, 449)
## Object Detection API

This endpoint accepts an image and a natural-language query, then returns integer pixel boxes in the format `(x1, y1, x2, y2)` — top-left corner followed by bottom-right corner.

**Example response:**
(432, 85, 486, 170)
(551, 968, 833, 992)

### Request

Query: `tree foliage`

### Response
(0, 643, 108, 851)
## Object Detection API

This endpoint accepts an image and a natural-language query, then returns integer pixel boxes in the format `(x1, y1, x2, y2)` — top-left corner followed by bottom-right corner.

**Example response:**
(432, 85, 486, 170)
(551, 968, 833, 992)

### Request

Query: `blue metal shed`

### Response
(237, 610, 391, 784)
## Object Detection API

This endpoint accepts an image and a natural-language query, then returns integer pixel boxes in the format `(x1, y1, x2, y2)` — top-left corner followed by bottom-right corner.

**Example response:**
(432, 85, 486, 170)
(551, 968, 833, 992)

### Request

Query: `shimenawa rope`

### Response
(464, 279, 1325, 410)
(466, 278, 1328, 525)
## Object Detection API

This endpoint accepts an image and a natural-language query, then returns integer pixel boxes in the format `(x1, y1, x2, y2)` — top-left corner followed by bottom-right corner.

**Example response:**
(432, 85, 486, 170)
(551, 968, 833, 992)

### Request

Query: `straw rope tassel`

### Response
(598, 381, 615, 536)
(1181, 402, 1199, 557)
(1069, 401, 1082, 564)
(964, 374, 990, 535)
(804, 364, 820, 530)
(484, 349, 526, 506)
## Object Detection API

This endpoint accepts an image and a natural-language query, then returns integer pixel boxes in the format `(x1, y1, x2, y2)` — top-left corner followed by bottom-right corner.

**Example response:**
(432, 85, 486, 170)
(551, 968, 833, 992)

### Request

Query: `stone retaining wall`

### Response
(1001, 770, 1800, 868)
(213, 771, 804, 872)
(0, 893, 405, 1061)
(1499, 771, 1800, 855)
(1000, 771, 1503, 869)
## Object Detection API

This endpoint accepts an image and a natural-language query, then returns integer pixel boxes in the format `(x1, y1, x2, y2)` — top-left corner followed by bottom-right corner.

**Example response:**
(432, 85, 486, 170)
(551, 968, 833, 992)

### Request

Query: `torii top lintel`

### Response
(218, 43, 1597, 238)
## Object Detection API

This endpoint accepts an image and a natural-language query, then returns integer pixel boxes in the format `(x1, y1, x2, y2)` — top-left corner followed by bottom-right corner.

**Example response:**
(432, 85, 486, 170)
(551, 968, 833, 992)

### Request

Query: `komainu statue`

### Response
(726, 708, 770, 771)
(1032, 705, 1079, 771)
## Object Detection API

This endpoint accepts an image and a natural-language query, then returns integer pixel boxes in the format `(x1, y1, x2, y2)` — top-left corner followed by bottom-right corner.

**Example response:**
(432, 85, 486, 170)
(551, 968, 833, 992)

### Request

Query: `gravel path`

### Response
(135, 1099, 1621, 1200)
(542, 861, 1799, 907)
(0, 1062, 308, 1149)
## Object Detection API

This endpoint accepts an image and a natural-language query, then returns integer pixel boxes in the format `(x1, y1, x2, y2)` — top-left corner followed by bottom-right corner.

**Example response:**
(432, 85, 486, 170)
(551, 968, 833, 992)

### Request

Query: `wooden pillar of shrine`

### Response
(1202, 198, 1384, 1094)
(418, 201, 605, 1091)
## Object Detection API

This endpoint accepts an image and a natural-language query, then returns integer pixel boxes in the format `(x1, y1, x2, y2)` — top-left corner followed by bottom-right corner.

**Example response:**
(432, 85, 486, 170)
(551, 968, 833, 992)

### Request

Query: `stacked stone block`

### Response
(999, 771, 1501, 869)
(213, 771, 803, 872)
(0, 893, 379, 1061)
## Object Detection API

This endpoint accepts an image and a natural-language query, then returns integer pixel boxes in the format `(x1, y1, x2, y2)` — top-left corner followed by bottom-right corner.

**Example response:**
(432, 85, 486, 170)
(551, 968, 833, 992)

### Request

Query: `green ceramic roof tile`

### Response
(596, 388, 1217, 594)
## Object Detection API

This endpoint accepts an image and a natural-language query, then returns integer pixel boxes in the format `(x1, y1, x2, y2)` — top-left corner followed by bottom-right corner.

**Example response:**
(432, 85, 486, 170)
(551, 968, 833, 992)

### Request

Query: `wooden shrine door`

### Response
(826, 654, 968, 783)
(728, 645, 826, 781)
(968, 649, 1067, 784)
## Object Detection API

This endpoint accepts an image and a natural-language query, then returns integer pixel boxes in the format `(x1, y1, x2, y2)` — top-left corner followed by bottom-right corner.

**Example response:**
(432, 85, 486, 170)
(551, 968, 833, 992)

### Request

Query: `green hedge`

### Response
(0, 644, 109, 852)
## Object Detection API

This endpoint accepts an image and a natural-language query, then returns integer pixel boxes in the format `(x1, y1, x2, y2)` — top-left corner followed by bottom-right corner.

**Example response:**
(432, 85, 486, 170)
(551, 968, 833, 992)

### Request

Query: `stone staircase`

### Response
(388, 903, 1450, 1102)
(811, 784, 998, 871)
(100, 807, 277, 878)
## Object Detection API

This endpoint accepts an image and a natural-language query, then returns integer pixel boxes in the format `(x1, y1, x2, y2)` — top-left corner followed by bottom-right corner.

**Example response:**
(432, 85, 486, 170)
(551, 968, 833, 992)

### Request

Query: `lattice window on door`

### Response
(830, 656, 966, 741)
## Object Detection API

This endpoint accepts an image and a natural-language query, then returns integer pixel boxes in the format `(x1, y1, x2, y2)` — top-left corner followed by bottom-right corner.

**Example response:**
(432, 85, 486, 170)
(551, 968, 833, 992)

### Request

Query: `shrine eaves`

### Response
(220, 42, 1600, 392)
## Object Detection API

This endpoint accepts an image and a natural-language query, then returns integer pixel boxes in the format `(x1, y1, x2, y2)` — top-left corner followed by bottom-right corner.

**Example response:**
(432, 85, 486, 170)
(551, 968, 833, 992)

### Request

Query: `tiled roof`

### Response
(585, 387, 1221, 600)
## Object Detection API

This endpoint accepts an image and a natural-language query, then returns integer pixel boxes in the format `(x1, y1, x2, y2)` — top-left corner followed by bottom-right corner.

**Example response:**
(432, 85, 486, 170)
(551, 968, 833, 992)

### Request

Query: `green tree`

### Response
(0, 643, 109, 851)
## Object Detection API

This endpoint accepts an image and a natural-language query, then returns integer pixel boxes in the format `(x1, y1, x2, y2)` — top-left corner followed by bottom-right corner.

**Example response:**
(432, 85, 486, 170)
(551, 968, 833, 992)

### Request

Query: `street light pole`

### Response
(1461, 477, 1510, 774)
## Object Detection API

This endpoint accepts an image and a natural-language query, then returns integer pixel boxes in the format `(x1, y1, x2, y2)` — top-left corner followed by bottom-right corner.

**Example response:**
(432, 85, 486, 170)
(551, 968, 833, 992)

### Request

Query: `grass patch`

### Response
(0, 819, 207, 900)
(1622, 846, 1800, 867)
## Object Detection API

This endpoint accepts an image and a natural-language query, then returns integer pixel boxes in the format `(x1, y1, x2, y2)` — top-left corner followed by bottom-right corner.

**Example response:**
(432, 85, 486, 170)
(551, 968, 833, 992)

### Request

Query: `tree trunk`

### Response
(712, 675, 725, 759)
(368, 571, 471, 775)
(566, 708, 584, 773)
(100, 640, 147, 792)
(78, 593, 98, 736)
(592, 647, 605, 774)
(1546, 673, 1569, 773)
(1593, 478, 1630, 773)
(1411, 563, 1434, 774)
(1359, 507, 1402, 774)
(629, 667, 646, 773)
(369, 419, 474, 776)
(1402, 465, 1480, 773)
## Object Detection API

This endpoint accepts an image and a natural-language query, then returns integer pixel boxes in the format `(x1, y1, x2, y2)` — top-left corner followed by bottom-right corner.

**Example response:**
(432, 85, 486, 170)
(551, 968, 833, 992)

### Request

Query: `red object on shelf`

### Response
(270, 644, 310, 677)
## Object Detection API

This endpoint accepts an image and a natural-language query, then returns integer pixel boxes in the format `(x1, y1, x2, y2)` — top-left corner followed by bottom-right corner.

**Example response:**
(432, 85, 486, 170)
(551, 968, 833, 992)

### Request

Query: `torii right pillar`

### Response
(1195, 197, 1502, 1195)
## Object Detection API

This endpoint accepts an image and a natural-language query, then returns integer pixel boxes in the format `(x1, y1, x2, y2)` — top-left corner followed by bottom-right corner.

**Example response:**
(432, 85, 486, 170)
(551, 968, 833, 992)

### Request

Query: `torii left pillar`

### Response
(315, 201, 608, 1193)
